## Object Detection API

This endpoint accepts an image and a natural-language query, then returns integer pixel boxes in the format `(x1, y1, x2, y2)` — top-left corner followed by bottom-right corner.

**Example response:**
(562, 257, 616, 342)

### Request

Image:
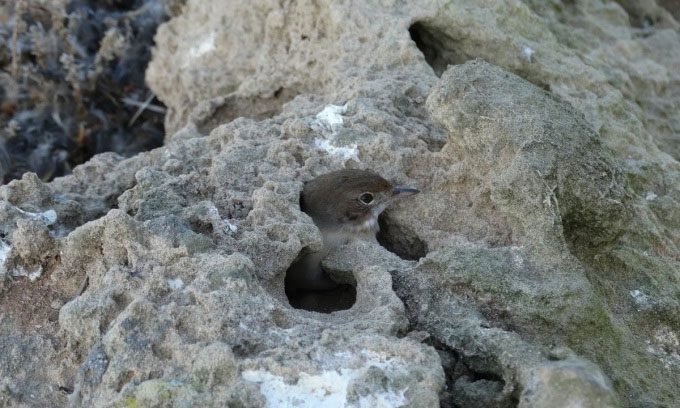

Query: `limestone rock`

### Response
(1, 0, 680, 407)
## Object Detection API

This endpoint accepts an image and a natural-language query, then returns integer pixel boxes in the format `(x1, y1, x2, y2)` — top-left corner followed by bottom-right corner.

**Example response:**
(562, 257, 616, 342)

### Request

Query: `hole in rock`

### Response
(409, 21, 552, 92)
(284, 249, 357, 314)
(409, 22, 473, 77)
(231, 340, 264, 358)
(187, 217, 214, 236)
(426, 338, 517, 408)
(376, 212, 428, 260)
(58, 386, 74, 394)
(614, 0, 673, 28)
(196, 88, 297, 134)
(285, 280, 357, 314)
(2, 0, 168, 184)
(427, 339, 460, 408)
(390, 269, 517, 407)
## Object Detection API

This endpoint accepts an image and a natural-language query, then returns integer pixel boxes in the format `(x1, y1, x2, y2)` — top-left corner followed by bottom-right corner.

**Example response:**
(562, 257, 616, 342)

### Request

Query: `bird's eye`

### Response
(359, 192, 374, 205)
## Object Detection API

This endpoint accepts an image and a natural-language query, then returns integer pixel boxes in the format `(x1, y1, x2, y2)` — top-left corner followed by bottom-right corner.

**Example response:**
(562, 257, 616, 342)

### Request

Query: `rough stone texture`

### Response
(1, 0, 680, 407)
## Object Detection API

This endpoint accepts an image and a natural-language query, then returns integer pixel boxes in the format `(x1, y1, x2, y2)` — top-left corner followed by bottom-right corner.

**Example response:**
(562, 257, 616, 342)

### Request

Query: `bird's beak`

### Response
(392, 186, 420, 196)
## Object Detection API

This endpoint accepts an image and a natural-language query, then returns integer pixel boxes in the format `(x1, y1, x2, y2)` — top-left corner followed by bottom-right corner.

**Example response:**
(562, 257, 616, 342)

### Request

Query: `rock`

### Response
(392, 242, 621, 407)
(426, 59, 627, 250)
(0, 334, 67, 407)
(4, 219, 58, 281)
(2, 0, 680, 407)
(520, 358, 619, 408)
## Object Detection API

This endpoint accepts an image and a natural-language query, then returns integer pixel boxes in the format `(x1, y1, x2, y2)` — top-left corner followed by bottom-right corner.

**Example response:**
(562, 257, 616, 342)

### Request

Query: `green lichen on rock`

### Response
(2, 0, 680, 407)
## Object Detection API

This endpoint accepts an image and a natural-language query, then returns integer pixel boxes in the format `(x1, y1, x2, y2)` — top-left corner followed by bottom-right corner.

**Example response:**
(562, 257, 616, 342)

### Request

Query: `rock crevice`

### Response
(2, 0, 680, 407)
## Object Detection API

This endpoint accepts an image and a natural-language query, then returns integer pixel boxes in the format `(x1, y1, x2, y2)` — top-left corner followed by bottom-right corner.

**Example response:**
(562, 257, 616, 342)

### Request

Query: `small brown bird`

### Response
(286, 169, 419, 291)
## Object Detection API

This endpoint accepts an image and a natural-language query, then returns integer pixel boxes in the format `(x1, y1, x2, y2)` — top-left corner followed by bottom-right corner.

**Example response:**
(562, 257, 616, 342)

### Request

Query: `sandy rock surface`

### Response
(2, 0, 680, 407)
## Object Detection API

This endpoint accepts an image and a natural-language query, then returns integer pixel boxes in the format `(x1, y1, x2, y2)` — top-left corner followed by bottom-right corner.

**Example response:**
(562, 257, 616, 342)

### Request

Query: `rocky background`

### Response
(1, 0, 680, 407)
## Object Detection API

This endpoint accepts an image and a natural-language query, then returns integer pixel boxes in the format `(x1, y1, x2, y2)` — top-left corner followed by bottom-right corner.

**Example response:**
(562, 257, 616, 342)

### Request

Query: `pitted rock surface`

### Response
(2, 0, 680, 407)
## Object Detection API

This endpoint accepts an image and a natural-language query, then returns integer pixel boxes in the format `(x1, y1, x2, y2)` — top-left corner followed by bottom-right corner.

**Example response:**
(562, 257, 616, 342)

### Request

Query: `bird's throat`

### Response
(319, 214, 380, 250)
(346, 213, 380, 234)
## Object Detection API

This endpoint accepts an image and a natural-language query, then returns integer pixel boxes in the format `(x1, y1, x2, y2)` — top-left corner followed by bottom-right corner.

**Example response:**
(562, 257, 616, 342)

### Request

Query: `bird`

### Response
(285, 169, 420, 292)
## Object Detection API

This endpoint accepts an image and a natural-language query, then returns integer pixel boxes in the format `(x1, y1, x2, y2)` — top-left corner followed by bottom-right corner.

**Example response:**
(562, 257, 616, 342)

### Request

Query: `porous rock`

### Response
(2, 0, 680, 407)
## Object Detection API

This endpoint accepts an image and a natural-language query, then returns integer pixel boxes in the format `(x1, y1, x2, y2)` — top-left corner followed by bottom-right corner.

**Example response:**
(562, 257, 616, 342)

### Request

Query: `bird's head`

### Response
(301, 169, 419, 234)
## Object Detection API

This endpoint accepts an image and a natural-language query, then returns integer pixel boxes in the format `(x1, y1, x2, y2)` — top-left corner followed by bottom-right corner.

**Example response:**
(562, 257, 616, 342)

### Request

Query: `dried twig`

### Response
(123, 94, 166, 126)
(10, 0, 27, 77)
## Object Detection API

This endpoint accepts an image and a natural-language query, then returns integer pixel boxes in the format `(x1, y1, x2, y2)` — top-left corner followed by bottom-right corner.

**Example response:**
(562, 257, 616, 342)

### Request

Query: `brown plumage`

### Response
(286, 169, 419, 291)
(302, 169, 392, 233)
